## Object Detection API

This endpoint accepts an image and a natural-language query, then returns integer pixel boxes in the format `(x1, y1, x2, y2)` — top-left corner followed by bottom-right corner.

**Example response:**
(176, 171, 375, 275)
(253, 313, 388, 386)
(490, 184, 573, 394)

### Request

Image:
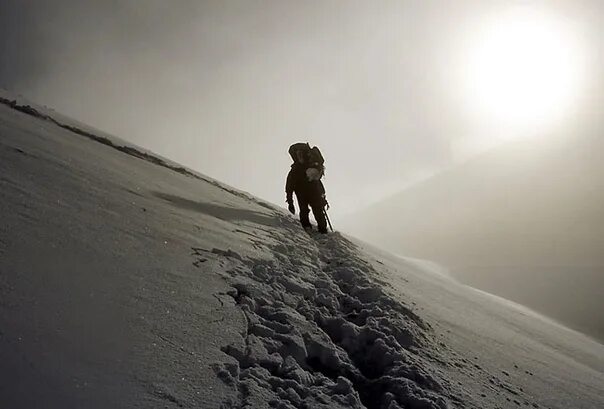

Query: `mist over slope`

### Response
(341, 130, 604, 342)
(0, 95, 602, 408)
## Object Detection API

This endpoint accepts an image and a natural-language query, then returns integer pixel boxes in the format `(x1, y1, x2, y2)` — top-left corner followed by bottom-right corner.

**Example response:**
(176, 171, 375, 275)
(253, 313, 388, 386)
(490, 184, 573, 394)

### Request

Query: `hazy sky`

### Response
(1, 1, 602, 216)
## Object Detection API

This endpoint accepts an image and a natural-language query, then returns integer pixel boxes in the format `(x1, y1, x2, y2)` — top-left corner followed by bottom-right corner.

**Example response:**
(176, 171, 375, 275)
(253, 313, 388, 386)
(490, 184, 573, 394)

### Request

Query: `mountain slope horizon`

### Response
(341, 127, 604, 343)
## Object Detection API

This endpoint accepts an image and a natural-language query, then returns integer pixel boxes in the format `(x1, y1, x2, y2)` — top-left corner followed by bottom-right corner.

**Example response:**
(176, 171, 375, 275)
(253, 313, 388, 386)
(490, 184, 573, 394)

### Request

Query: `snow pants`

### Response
(297, 195, 327, 233)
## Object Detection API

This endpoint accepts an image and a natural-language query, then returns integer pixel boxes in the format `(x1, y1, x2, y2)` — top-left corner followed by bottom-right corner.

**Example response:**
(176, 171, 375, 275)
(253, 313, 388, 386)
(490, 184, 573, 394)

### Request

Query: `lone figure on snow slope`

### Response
(285, 143, 329, 234)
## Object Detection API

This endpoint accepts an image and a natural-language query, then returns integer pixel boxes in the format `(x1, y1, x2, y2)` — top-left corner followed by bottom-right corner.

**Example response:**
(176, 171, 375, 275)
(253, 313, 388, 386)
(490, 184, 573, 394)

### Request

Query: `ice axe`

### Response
(324, 208, 334, 232)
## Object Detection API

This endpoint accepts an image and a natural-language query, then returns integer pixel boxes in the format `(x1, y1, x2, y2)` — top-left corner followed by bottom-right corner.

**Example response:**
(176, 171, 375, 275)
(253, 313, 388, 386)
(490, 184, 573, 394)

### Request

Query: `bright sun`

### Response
(462, 6, 586, 134)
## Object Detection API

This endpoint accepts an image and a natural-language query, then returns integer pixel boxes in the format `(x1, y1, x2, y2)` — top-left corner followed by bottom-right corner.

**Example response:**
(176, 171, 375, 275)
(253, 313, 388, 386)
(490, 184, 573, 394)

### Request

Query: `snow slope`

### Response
(0, 97, 602, 408)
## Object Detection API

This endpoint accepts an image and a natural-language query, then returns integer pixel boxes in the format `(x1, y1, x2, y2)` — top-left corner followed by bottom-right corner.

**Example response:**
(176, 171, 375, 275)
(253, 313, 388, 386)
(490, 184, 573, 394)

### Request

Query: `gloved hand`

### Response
(288, 202, 295, 214)
(322, 195, 329, 210)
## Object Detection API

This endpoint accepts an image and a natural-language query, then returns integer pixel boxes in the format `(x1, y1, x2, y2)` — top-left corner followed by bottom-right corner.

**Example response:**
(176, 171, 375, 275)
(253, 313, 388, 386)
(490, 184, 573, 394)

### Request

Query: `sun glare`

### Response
(462, 7, 586, 135)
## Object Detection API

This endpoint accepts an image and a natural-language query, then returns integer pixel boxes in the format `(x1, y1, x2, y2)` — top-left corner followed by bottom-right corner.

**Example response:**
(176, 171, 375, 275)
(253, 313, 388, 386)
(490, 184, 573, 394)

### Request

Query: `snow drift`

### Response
(0, 94, 602, 408)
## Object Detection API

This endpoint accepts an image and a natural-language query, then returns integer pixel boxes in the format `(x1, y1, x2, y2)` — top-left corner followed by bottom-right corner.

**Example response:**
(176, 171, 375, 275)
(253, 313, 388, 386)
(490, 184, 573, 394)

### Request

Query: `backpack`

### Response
(288, 142, 325, 180)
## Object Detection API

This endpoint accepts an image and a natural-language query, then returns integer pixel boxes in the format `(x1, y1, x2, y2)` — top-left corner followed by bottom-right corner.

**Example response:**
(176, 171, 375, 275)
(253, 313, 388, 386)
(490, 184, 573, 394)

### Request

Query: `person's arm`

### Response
(285, 169, 296, 213)
(318, 180, 325, 196)
(318, 181, 328, 208)
(285, 169, 295, 203)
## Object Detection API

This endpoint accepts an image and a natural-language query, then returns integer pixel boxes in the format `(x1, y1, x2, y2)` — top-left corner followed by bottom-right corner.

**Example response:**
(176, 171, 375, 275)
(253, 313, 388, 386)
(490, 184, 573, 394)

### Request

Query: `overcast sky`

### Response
(1, 1, 602, 216)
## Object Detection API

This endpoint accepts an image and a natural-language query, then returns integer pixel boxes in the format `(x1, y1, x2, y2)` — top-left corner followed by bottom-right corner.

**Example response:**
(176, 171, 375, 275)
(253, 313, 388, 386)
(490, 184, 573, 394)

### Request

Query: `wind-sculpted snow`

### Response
(190, 230, 457, 409)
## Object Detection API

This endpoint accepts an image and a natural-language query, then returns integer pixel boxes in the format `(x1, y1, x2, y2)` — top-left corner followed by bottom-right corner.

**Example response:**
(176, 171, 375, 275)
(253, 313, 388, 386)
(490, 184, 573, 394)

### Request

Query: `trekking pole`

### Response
(324, 208, 334, 232)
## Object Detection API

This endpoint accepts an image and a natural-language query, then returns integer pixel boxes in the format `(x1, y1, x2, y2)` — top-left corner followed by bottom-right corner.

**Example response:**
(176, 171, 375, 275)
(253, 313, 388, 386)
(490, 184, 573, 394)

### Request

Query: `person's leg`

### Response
(311, 202, 328, 233)
(297, 196, 311, 229)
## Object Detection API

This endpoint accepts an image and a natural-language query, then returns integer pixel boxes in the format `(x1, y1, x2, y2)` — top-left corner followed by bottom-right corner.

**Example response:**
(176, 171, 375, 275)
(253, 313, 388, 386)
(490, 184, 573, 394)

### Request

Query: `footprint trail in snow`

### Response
(197, 227, 459, 409)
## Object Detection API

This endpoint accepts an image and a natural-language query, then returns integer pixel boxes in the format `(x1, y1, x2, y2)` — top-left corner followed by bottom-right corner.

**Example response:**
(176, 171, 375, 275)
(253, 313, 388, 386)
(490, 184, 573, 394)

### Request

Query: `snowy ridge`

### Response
(0, 90, 270, 212)
(200, 228, 455, 409)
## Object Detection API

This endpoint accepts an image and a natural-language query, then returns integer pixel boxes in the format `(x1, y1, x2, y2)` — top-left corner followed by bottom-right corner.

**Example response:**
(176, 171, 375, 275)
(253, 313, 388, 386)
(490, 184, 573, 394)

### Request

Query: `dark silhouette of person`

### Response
(286, 161, 328, 234)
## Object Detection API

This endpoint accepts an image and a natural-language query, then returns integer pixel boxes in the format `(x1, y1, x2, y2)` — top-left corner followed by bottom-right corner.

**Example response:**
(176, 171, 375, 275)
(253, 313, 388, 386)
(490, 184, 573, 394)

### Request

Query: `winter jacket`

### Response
(285, 164, 326, 204)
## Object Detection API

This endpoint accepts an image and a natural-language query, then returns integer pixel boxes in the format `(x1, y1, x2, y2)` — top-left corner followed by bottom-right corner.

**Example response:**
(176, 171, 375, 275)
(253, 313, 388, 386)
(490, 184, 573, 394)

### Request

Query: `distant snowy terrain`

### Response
(0, 95, 602, 408)
(340, 125, 604, 343)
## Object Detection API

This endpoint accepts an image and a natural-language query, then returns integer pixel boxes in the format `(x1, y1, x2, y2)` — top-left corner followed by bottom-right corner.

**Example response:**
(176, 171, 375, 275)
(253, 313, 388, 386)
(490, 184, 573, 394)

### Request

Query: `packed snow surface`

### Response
(0, 95, 602, 408)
